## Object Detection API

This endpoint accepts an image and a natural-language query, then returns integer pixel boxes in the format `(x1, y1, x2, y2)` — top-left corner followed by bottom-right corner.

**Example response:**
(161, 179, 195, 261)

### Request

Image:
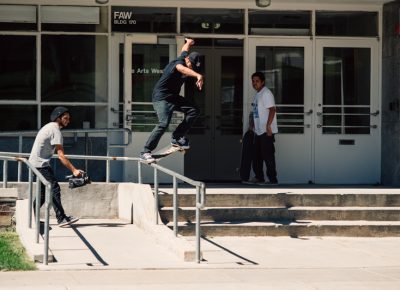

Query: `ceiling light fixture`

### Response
(256, 0, 271, 8)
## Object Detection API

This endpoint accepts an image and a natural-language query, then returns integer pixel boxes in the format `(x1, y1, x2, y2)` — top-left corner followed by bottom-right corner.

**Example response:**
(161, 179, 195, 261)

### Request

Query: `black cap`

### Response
(50, 106, 69, 122)
(188, 51, 202, 72)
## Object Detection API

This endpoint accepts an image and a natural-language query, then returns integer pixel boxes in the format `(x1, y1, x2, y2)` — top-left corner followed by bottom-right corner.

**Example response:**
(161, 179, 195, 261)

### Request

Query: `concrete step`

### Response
(158, 192, 400, 207)
(160, 206, 400, 222)
(167, 221, 400, 237)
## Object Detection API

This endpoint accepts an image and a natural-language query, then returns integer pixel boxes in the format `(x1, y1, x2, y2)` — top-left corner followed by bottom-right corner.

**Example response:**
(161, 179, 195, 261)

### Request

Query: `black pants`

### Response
(33, 166, 66, 223)
(253, 133, 278, 183)
(143, 97, 200, 153)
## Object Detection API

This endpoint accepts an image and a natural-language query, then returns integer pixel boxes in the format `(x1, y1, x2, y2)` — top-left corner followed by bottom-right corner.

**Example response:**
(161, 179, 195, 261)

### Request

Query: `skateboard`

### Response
(152, 145, 186, 162)
(239, 130, 255, 181)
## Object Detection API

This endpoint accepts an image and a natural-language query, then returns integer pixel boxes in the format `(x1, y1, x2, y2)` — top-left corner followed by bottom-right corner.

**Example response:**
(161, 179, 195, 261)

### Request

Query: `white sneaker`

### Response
(140, 152, 155, 163)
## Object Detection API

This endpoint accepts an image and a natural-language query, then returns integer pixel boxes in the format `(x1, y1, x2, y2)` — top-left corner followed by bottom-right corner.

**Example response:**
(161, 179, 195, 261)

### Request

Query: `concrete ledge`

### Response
(118, 183, 200, 262)
(0, 188, 18, 199)
(15, 199, 54, 263)
(10, 182, 118, 219)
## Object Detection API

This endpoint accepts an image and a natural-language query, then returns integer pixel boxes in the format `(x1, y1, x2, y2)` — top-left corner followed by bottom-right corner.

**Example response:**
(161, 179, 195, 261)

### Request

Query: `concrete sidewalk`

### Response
(27, 219, 400, 271)
(2, 218, 400, 289)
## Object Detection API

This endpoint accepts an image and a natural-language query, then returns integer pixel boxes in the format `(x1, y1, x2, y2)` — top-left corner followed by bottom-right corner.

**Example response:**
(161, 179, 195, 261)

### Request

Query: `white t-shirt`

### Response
(252, 86, 278, 136)
(29, 122, 63, 168)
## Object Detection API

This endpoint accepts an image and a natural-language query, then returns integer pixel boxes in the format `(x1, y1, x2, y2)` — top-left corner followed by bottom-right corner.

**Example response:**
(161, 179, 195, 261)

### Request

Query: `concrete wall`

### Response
(10, 182, 119, 219)
(382, 0, 400, 185)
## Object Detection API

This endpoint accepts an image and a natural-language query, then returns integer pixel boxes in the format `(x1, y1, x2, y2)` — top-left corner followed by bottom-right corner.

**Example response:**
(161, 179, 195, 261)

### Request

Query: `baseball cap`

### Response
(50, 106, 69, 122)
(188, 51, 202, 72)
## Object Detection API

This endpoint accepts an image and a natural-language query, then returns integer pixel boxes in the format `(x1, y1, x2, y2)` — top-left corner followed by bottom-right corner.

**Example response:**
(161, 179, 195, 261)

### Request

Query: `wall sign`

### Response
(111, 6, 137, 32)
(111, 6, 177, 33)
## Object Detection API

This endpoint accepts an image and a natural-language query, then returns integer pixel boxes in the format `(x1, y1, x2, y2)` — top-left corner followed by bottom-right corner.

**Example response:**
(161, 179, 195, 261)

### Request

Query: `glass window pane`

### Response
(0, 105, 37, 131)
(41, 105, 107, 129)
(0, 36, 36, 100)
(181, 8, 244, 34)
(276, 106, 304, 134)
(256, 47, 304, 105)
(111, 6, 176, 33)
(42, 35, 107, 103)
(249, 10, 311, 36)
(220, 55, 243, 135)
(316, 11, 378, 37)
(256, 46, 305, 134)
(124, 44, 171, 132)
(323, 48, 370, 106)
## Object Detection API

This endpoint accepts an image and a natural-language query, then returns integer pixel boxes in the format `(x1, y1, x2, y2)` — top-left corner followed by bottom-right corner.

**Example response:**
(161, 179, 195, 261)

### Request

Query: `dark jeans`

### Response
(33, 166, 66, 223)
(253, 133, 278, 183)
(142, 97, 199, 153)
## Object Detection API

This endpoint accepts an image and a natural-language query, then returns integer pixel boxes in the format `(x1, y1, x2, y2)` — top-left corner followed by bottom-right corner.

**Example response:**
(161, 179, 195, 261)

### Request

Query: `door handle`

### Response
(305, 109, 313, 115)
(370, 110, 379, 116)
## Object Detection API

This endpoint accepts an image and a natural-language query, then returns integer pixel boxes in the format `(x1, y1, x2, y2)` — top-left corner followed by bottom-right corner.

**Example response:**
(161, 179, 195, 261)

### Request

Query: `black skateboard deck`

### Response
(239, 130, 255, 181)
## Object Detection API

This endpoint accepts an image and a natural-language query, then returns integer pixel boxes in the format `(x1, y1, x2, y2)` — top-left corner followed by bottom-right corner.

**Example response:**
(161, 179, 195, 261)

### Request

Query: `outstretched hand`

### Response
(196, 75, 204, 91)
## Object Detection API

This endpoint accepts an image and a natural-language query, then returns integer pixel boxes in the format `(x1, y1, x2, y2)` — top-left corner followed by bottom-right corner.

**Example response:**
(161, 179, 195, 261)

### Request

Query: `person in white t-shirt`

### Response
(251, 72, 278, 185)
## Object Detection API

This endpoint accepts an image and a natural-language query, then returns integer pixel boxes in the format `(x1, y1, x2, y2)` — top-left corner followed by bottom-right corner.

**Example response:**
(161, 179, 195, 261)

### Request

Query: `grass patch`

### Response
(0, 230, 36, 271)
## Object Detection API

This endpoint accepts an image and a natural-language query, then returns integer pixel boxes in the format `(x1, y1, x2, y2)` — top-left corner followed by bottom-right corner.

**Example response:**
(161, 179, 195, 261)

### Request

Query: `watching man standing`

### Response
(29, 106, 83, 226)
(251, 72, 279, 185)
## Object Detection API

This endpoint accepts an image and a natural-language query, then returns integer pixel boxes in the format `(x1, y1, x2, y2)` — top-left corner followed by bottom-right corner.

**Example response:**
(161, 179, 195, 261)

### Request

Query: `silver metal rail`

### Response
(1, 152, 206, 264)
(1, 155, 52, 265)
(0, 128, 132, 183)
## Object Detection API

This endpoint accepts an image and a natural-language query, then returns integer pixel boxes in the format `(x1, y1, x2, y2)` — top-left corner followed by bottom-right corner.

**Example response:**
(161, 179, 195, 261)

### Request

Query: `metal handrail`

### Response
(0, 155, 52, 265)
(0, 152, 206, 264)
(0, 128, 132, 182)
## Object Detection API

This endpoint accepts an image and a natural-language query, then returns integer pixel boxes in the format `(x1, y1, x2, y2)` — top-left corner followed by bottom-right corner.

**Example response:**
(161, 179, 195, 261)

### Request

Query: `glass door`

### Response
(315, 39, 380, 184)
(248, 38, 313, 183)
(185, 44, 243, 181)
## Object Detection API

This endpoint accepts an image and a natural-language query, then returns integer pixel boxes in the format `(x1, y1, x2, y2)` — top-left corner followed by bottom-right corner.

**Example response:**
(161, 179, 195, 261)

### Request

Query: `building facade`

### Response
(0, 0, 398, 184)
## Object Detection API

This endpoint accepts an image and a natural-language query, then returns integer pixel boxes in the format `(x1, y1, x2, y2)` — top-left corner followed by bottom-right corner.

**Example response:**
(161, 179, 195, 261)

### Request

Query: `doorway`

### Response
(185, 39, 244, 181)
(249, 37, 380, 184)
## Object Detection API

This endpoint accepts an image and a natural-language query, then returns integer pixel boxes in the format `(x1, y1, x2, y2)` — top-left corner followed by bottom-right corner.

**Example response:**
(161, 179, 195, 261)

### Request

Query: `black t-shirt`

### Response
(152, 51, 189, 101)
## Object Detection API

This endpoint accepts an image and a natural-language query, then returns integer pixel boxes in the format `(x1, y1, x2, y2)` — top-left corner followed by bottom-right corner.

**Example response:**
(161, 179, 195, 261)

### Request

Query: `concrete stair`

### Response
(158, 190, 400, 237)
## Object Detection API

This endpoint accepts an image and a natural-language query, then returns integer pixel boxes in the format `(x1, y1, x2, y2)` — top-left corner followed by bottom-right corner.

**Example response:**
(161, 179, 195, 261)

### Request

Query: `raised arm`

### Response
(181, 38, 195, 53)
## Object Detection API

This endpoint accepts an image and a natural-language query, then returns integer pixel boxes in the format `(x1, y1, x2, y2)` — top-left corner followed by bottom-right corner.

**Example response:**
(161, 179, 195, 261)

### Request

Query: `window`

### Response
(41, 35, 107, 103)
(316, 11, 378, 37)
(0, 36, 36, 101)
(181, 8, 244, 34)
(249, 10, 311, 36)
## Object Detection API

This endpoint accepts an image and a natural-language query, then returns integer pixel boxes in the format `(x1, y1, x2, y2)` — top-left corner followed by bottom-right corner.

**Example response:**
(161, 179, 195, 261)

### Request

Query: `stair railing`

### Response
(0, 152, 206, 264)
(0, 128, 132, 182)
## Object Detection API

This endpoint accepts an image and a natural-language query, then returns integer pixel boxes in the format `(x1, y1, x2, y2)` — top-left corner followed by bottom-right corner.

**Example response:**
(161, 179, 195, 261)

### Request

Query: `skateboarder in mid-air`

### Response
(140, 38, 204, 163)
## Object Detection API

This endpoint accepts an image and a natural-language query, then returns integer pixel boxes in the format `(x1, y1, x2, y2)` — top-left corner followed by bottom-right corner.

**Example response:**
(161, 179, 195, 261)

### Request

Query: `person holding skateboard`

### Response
(29, 106, 83, 226)
(140, 38, 204, 163)
(250, 72, 278, 185)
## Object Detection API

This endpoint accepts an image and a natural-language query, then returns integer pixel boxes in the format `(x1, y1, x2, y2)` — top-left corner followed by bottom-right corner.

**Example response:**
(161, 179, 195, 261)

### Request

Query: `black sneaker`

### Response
(58, 215, 79, 227)
(140, 152, 155, 163)
(171, 137, 190, 150)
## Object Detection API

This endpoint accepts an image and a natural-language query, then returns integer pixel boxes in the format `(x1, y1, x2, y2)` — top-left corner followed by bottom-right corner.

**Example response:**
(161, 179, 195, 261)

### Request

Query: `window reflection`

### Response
(0, 36, 36, 101)
(256, 47, 305, 134)
(42, 35, 107, 103)
(322, 47, 371, 134)
(181, 8, 244, 34)
(0, 105, 37, 130)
